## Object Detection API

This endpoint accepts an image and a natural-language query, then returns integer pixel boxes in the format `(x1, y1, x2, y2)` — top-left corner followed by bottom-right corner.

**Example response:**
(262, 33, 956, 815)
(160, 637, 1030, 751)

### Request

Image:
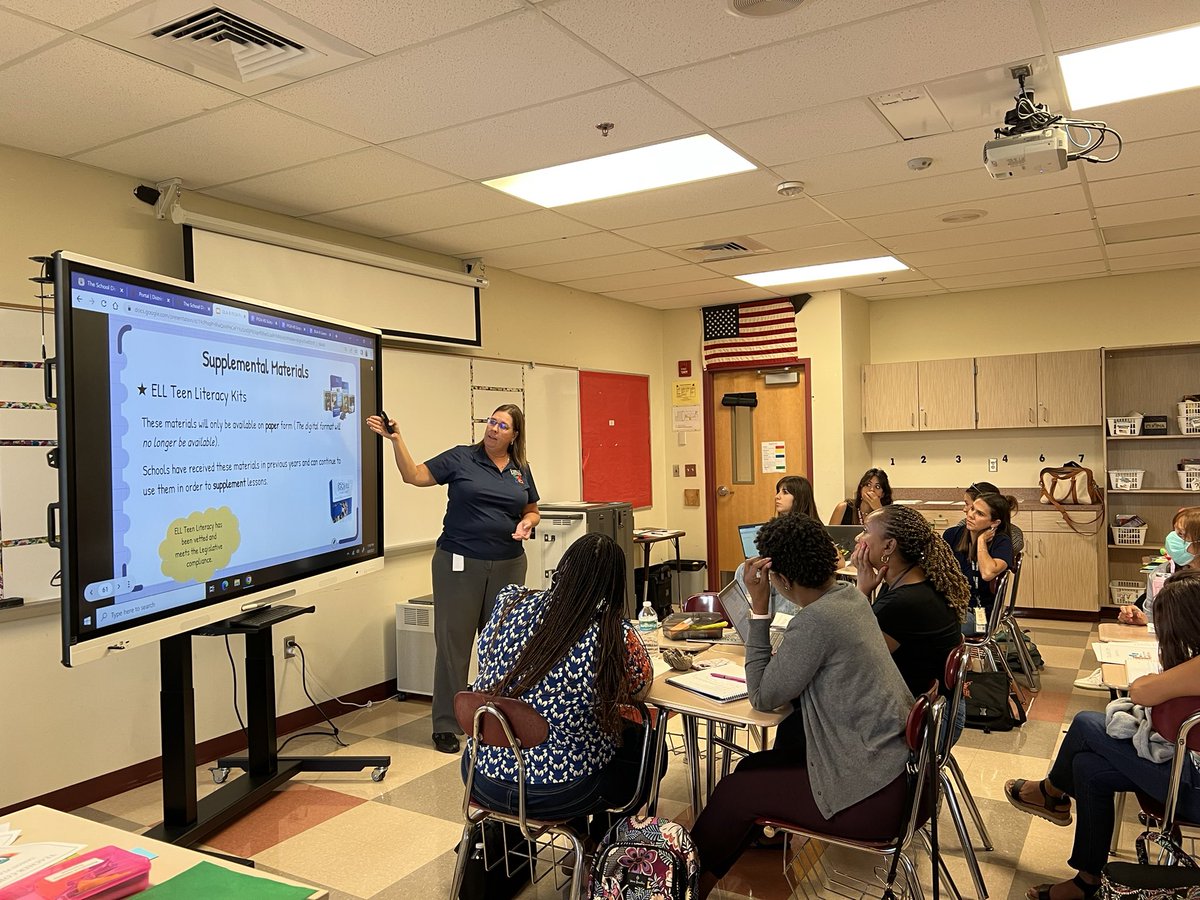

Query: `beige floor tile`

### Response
(954, 745, 1060, 804)
(90, 765, 224, 827)
(293, 736, 458, 800)
(329, 699, 429, 737)
(1037, 644, 1087, 670)
(1018, 816, 1078, 877)
(255, 801, 462, 896)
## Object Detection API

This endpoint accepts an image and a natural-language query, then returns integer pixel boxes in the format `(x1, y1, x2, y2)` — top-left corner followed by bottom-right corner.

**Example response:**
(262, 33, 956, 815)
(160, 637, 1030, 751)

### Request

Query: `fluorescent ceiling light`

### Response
(483, 135, 756, 207)
(737, 256, 909, 288)
(1060, 24, 1200, 110)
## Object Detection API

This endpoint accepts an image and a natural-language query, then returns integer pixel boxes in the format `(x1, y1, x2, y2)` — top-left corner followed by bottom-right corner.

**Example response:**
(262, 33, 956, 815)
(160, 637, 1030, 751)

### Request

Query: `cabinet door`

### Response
(917, 358, 976, 431)
(862, 362, 918, 432)
(1029, 531, 1099, 610)
(976, 354, 1037, 428)
(1036, 350, 1101, 427)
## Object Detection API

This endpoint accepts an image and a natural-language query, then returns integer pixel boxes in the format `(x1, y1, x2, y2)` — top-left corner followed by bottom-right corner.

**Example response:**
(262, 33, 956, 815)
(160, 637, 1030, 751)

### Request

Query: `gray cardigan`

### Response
(745, 580, 914, 819)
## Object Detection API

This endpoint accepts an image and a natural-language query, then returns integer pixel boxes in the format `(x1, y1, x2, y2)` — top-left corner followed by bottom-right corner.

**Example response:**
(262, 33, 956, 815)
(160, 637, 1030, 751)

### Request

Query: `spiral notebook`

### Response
(666, 665, 749, 702)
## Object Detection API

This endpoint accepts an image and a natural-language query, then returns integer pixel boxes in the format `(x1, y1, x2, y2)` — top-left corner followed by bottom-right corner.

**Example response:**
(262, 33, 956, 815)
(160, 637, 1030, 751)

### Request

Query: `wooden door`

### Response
(710, 368, 811, 584)
(862, 362, 918, 432)
(917, 357, 976, 431)
(1029, 531, 1099, 610)
(1036, 349, 1101, 427)
(976, 354, 1037, 429)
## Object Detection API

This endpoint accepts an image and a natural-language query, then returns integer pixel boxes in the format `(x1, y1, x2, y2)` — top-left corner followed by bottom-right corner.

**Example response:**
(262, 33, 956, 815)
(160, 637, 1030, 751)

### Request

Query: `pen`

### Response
(712, 672, 745, 683)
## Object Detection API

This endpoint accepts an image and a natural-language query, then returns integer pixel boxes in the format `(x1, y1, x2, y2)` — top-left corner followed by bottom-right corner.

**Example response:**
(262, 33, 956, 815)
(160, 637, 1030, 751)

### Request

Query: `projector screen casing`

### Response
(53, 252, 384, 666)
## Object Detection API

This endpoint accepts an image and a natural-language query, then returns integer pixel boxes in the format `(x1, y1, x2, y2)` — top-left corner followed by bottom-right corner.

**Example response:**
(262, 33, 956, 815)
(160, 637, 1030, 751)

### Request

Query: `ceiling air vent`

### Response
(679, 236, 772, 262)
(727, 0, 805, 18)
(85, 0, 368, 95)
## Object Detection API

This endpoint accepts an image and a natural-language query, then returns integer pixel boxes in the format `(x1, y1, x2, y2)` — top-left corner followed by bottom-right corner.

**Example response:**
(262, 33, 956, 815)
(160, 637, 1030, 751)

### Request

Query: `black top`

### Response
(839, 500, 855, 525)
(425, 444, 539, 561)
(872, 580, 962, 698)
(942, 524, 1014, 614)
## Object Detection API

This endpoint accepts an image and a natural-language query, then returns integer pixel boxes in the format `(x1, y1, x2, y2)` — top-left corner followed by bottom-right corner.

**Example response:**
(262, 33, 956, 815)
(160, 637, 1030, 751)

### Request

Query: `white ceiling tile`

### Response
(1095, 195, 1200, 229)
(73, 101, 365, 187)
(0, 0, 141, 29)
(513, 249, 687, 283)
(918, 246, 1104, 279)
(1105, 234, 1200, 259)
(0, 38, 236, 157)
(817, 165, 1079, 219)
(899, 229, 1099, 267)
(386, 81, 701, 181)
(700, 241, 891, 276)
(564, 265, 724, 294)
(644, 0, 1042, 126)
(262, 11, 625, 143)
(739, 220, 871, 253)
(1080, 91, 1200, 141)
(881, 210, 1097, 253)
(558, 171, 788, 231)
(1041, 0, 1200, 52)
(0, 8, 63, 66)
(1084, 132, 1200, 182)
(604, 278, 759, 304)
(265, 0, 523, 56)
(398, 210, 596, 256)
(1089, 166, 1200, 209)
(308, 183, 534, 238)
(635, 288, 775, 310)
(614, 200, 834, 248)
(851, 185, 1089, 238)
(1109, 249, 1200, 271)
(474, 232, 647, 270)
(719, 100, 898, 167)
(203, 148, 462, 217)
(543, 0, 933, 76)
(850, 279, 946, 299)
(937, 261, 1108, 290)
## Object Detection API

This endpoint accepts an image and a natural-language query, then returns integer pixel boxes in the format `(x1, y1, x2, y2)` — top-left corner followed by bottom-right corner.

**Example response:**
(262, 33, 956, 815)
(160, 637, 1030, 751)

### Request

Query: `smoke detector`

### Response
(776, 181, 806, 197)
(727, 0, 805, 18)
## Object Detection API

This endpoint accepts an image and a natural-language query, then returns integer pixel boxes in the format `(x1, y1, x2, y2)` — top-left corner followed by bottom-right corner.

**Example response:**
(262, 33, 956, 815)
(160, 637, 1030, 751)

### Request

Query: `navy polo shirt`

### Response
(425, 444, 539, 561)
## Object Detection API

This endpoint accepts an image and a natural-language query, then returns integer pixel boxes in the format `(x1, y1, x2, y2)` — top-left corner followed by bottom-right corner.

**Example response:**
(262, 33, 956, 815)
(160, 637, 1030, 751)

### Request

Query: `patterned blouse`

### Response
(471, 584, 652, 785)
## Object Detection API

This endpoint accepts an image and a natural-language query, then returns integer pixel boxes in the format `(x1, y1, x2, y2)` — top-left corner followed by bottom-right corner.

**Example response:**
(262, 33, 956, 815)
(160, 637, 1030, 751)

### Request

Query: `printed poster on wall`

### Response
(760, 441, 786, 474)
(672, 380, 699, 405)
(673, 406, 700, 431)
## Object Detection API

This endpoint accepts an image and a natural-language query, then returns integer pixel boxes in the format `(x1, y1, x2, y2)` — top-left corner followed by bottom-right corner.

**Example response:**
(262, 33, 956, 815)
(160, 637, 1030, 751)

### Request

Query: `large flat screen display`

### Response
(53, 253, 384, 666)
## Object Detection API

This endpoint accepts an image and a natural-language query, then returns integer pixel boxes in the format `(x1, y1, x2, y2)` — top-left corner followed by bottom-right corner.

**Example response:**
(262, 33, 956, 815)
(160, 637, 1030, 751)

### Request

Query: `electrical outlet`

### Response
(988, 457, 998, 472)
(283, 635, 296, 659)
(685, 464, 697, 477)
(672, 464, 680, 477)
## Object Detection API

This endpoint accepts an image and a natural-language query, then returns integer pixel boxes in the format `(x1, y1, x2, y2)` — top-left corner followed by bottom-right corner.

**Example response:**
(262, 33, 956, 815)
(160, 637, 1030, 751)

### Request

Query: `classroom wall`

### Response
(0, 145, 670, 809)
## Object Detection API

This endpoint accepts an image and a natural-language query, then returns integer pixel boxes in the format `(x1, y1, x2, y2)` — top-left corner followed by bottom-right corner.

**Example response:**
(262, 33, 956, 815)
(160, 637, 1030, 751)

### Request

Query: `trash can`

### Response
(666, 559, 708, 603)
(634, 563, 673, 618)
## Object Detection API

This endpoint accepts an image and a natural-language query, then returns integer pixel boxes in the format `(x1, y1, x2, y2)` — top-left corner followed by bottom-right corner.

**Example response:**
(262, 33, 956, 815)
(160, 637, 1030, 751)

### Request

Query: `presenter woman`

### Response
(367, 405, 539, 754)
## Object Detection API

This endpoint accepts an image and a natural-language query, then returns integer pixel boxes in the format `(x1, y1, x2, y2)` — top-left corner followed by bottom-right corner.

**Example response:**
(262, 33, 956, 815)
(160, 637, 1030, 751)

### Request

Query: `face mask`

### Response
(1166, 530, 1196, 566)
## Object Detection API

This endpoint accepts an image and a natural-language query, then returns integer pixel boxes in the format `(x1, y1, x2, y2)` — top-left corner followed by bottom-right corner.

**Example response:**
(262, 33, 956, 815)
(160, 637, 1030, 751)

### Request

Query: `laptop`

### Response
(826, 525, 864, 556)
(738, 522, 766, 558)
(694, 578, 786, 651)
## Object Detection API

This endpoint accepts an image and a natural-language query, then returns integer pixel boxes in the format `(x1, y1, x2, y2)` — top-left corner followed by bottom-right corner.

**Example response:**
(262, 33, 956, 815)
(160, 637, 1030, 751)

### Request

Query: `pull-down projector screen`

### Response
(185, 227, 481, 346)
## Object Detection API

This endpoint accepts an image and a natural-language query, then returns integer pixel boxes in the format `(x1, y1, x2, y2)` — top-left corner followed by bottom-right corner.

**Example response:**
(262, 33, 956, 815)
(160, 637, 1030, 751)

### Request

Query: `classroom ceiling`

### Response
(2, 0, 1199, 308)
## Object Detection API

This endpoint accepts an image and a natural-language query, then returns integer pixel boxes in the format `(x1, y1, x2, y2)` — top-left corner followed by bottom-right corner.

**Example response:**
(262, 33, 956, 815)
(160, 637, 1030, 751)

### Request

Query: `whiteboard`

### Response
(380, 348, 580, 550)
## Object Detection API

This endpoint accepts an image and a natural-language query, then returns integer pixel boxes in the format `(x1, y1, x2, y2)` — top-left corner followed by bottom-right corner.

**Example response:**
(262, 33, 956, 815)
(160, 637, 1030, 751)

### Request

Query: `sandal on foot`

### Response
(1025, 874, 1100, 900)
(1005, 778, 1072, 826)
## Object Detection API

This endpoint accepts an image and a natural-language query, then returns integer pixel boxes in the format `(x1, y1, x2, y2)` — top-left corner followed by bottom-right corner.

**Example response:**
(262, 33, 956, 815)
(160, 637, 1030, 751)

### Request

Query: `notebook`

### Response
(666, 665, 749, 702)
(738, 522, 766, 558)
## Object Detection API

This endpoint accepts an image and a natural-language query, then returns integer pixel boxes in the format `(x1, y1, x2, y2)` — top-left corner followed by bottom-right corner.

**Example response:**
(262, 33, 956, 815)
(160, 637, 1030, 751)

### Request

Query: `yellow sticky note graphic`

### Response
(159, 507, 241, 583)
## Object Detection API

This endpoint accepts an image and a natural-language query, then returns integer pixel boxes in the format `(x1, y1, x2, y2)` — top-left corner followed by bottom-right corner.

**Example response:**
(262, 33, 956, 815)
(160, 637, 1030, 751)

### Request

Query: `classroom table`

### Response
(644, 639, 790, 816)
(1, 805, 326, 897)
(634, 529, 686, 610)
(1099, 622, 1153, 642)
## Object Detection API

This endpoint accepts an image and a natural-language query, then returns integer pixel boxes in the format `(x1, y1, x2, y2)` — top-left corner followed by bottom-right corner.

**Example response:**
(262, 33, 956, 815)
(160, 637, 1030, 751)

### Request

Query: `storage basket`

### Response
(1107, 415, 1144, 436)
(1108, 469, 1145, 490)
(1178, 469, 1200, 491)
(1178, 401, 1200, 417)
(1111, 524, 1150, 546)
(1109, 580, 1145, 604)
(1178, 416, 1200, 435)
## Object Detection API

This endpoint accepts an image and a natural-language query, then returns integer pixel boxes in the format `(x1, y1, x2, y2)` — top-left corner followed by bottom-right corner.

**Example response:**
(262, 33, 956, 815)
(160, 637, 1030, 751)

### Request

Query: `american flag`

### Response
(701, 298, 801, 371)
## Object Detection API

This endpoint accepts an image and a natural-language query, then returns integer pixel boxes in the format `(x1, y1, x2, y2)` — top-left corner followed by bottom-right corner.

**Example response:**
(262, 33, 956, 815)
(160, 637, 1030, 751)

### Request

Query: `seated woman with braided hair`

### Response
(464, 532, 653, 822)
(851, 504, 970, 740)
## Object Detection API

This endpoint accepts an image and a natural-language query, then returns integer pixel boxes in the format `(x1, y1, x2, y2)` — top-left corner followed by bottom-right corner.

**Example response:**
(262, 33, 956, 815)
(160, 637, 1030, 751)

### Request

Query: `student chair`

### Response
(1123, 696, 1200, 861)
(939, 642, 994, 899)
(998, 553, 1041, 692)
(683, 591, 729, 620)
(755, 686, 952, 900)
(448, 692, 655, 900)
(966, 571, 1030, 706)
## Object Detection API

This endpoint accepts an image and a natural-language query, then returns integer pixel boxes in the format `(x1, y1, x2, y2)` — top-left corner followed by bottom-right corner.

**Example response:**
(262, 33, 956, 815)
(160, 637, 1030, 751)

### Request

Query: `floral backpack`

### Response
(588, 815, 700, 900)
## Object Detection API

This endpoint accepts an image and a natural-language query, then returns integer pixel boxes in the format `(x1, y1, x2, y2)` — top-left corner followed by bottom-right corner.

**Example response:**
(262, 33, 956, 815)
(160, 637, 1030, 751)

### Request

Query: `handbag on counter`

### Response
(1039, 461, 1104, 533)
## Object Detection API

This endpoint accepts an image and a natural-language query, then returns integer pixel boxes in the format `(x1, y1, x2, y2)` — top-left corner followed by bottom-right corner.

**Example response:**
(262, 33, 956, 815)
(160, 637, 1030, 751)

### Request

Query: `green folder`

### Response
(138, 860, 317, 898)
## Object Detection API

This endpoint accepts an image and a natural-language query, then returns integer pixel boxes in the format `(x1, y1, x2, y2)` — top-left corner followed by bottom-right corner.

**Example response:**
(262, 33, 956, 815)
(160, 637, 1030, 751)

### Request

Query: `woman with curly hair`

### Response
(829, 468, 893, 526)
(690, 515, 913, 898)
(852, 504, 970, 739)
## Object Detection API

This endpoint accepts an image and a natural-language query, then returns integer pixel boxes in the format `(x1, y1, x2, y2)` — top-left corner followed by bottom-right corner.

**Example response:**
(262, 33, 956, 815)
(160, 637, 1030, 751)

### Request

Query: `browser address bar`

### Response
(132, 304, 332, 353)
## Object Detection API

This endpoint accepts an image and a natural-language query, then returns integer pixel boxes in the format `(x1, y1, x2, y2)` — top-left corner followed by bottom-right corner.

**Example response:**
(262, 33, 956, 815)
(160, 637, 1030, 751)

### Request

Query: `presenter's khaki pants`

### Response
(430, 548, 528, 735)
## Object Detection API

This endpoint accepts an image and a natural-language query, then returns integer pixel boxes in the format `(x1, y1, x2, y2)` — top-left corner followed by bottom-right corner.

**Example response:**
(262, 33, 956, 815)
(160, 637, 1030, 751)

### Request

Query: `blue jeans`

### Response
(464, 759, 606, 820)
(1048, 711, 1200, 876)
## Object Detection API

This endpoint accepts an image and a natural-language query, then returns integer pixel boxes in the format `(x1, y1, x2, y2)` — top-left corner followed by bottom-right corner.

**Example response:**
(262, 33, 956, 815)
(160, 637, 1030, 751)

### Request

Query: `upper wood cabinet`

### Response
(862, 358, 974, 432)
(1036, 349, 1101, 426)
(976, 353, 1037, 428)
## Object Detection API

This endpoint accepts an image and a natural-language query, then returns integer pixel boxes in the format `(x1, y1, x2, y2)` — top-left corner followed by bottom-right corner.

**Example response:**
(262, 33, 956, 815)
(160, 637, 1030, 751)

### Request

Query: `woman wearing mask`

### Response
(942, 492, 1013, 636)
(829, 469, 893, 527)
(1118, 506, 1200, 627)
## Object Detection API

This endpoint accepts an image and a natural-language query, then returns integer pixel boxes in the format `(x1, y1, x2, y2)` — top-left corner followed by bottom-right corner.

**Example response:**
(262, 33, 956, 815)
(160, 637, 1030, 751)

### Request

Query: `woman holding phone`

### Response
(367, 405, 539, 754)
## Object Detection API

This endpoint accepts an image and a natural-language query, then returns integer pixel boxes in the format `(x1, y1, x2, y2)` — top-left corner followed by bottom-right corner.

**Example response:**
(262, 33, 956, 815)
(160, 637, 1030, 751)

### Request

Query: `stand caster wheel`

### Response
(395, 692, 408, 702)
(371, 766, 388, 783)
(211, 767, 230, 784)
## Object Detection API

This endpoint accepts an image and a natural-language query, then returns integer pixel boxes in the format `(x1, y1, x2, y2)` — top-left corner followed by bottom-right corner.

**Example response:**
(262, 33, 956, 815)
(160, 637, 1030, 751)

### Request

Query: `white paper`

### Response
(1092, 641, 1159, 664)
(760, 441, 786, 474)
(452, 553, 464, 572)
(0, 842, 86, 887)
(770, 612, 793, 630)
(672, 405, 701, 432)
(1126, 656, 1162, 683)
(651, 657, 671, 678)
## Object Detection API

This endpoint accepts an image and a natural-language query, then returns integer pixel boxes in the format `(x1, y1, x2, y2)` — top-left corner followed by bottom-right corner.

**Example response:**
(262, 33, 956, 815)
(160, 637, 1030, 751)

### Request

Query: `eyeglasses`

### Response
(486, 417, 512, 432)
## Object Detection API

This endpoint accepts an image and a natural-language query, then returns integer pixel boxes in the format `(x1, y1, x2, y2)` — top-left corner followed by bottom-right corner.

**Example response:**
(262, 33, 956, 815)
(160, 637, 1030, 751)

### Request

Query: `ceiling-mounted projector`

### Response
(983, 128, 1069, 179)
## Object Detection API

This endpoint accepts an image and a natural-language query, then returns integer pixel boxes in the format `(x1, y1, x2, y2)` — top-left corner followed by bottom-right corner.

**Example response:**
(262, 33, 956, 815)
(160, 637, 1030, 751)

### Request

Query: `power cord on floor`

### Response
(224, 634, 247, 736)
(278, 639, 348, 752)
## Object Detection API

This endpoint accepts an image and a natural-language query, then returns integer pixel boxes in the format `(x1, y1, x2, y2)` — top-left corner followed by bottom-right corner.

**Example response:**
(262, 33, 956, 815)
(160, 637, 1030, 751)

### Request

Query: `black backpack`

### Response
(963, 671, 1027, 733)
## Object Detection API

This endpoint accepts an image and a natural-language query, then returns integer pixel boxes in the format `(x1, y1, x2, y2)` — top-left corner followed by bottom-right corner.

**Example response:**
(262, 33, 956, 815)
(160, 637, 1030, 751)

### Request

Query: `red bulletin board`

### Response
(579, 370, 652, 508)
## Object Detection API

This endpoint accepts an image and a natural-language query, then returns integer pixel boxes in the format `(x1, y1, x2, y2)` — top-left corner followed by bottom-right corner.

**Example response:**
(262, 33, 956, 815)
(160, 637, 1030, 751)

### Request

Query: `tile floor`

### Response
(74, 619, 1143, 899)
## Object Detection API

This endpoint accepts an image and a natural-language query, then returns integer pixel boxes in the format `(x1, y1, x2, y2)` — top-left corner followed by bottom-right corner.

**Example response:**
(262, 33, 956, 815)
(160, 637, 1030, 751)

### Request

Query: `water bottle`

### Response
(637, 600, 659, 652)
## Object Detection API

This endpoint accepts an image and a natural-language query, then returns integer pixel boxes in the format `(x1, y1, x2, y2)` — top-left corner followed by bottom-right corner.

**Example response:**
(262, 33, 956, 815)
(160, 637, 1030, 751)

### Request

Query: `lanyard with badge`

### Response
(970, 560, 987, 631)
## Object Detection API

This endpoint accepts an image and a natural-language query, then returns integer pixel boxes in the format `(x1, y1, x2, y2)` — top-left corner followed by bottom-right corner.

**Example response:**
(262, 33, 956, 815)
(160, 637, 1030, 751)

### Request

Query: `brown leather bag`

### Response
(1039, 463, 1104, 533)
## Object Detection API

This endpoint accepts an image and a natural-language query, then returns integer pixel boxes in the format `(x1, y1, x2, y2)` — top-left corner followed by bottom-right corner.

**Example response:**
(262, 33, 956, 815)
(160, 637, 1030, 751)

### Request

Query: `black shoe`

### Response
(433, 732, 460, 754)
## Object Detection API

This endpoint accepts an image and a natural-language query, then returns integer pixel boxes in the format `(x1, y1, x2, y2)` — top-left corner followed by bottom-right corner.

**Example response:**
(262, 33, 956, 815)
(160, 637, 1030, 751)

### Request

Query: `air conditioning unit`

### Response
(395, 597, 477, 699)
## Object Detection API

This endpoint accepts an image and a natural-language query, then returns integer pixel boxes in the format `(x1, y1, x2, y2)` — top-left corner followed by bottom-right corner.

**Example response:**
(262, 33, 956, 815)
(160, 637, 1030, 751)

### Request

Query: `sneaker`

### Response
(1073, 668, 1108, 692)
(433, 732, 461, 754)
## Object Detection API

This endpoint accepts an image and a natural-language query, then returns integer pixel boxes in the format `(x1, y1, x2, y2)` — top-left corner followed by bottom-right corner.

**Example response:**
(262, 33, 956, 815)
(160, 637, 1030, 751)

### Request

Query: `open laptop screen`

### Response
(738, 522, 766, 558)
